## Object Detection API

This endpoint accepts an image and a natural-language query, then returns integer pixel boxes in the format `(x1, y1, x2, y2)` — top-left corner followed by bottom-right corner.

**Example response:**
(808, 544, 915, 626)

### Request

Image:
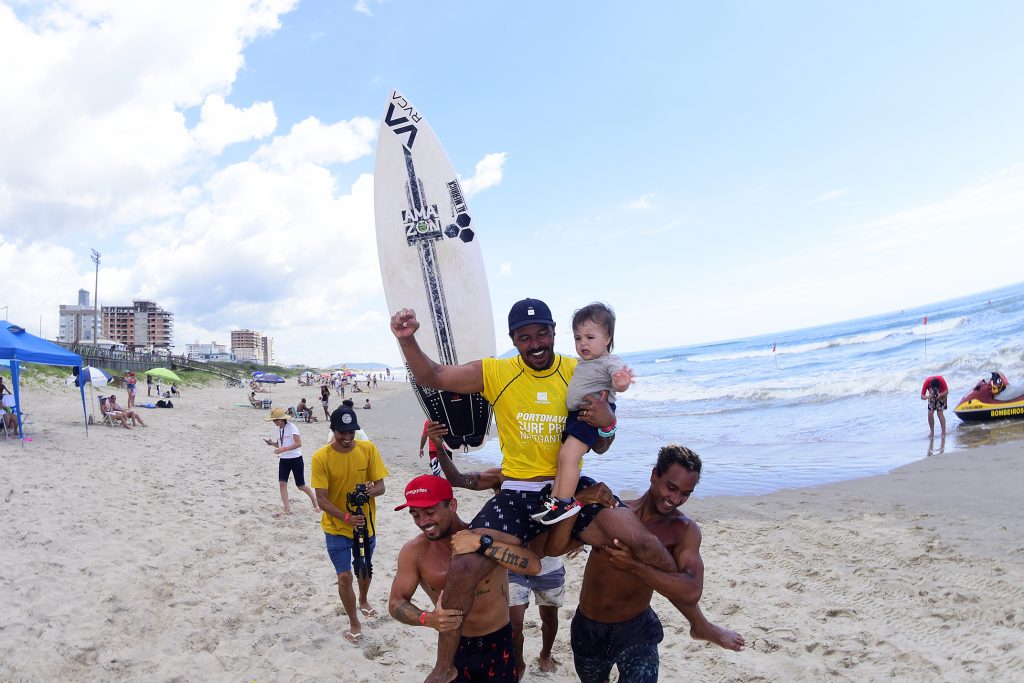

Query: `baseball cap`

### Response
(394, 474, 454, 510)
(507, 298, 555, 333)
(330, 405, 361, 432)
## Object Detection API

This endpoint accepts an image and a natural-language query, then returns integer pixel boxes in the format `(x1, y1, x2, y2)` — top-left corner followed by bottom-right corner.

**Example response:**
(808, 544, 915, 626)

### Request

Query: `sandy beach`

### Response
(1, 377, 1022, 682)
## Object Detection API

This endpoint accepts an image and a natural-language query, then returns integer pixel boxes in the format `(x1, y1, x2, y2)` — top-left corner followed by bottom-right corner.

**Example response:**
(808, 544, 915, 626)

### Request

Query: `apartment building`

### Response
(57, 289, 100, 344)
(102, 300, 174, 352)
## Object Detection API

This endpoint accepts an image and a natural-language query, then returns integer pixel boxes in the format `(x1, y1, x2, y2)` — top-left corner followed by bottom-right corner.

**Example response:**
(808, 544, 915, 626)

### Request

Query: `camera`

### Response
(347, 483, 371, 508)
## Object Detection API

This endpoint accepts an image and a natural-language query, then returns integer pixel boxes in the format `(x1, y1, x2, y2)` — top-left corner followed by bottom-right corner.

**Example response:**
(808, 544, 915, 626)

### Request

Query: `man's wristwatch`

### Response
(476, 534, 494, 554)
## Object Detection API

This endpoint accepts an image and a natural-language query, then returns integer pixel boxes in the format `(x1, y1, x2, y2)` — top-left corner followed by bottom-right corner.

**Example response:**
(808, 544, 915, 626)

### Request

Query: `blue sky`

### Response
(2, 1, 1023, 365)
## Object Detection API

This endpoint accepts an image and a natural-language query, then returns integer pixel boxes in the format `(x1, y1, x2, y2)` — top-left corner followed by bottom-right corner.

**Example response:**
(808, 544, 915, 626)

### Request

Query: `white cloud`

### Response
(461, 152, 507, 197)
(192, 94, 277, 154)
(0, 2, 398, 364)
(252, 116, 377, 170)
(811, 189, 849, 203)
(353, 0, 387, 16)
(0, 0, 299, 238)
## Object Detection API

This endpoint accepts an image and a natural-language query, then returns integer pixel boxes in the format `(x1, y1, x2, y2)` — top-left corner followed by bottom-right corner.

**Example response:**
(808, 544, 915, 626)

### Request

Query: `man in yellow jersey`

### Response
(391, 298, 680, 683)
(311, 405, 390, 646)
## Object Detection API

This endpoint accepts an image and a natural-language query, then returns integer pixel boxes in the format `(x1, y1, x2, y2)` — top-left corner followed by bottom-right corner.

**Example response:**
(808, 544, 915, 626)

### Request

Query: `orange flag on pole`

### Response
(922, 315, 927, 325)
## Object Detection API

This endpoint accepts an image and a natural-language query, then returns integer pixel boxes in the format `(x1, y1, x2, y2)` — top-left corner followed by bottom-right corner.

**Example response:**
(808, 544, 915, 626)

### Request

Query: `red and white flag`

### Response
(922, 316, 928, 325)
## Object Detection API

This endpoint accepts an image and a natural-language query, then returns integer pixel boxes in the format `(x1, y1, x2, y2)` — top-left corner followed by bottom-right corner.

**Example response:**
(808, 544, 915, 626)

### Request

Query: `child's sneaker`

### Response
(535, 497, 582, 525)
(530, 492, 555, 521)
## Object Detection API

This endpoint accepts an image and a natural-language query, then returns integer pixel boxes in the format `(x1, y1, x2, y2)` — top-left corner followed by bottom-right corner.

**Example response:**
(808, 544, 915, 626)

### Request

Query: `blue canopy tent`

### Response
(0, 322, 89, 440)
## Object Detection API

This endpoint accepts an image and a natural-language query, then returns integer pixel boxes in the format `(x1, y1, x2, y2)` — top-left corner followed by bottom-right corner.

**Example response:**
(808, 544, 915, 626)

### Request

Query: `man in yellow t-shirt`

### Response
(390, 298, 679, 683)
(311, 405, 390, 645)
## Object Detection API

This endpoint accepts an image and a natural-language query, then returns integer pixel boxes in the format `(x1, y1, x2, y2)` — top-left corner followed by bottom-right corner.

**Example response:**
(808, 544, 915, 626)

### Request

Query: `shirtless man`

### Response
(548, 444, 745, 682)
(429, 424, 741, 676)
(389, 475, 542, 682)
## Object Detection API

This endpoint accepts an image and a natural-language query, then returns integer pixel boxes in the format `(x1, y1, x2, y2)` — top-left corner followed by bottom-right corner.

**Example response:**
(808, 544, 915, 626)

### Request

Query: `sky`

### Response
(3, 0, 1024, 366)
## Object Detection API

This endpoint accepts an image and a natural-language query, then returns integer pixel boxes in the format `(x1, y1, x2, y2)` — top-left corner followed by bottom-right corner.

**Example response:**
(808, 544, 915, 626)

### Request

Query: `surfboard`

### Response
(374, 90, 495, 450)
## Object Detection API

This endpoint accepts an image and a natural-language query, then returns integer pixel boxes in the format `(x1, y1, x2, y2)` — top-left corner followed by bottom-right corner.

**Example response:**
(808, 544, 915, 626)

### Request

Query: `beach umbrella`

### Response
(64, 366, 113, 387)
(145, 367, 183, 383)
(64, 366, 113, 423)
(252, 371, 265, 378)
(255, 373, 284, 393)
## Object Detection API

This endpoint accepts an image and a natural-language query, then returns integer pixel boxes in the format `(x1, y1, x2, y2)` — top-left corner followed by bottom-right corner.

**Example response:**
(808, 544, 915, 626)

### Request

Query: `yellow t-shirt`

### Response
(482, 354, 578, 479)
(311, 440, 390, 537)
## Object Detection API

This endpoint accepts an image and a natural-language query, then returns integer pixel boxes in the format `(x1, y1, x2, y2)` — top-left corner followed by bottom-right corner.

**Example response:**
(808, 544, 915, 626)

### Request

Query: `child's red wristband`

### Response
(419, 611, 427, 626)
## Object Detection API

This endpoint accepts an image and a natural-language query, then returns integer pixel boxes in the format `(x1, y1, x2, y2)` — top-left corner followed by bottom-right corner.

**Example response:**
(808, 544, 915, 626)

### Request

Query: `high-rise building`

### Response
(103, 300, 174, 352)
(261, 335, 275, 366)
(57, 290, 100, 343)
(231, 329, 263, 363)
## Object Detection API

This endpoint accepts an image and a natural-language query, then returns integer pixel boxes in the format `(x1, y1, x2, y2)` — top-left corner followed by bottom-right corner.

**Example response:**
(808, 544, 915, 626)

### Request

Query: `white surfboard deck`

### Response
(374, 89, 495, 449)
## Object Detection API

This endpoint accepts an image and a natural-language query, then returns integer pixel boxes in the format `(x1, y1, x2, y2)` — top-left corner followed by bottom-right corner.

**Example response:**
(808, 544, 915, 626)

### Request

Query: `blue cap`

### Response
(507, 298, 555, 333)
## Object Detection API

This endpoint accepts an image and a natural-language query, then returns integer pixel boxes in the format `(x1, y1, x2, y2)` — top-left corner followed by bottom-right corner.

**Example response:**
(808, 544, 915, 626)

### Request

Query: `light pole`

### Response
(91, 249, 101, 347)
(1, 305, 8, 321)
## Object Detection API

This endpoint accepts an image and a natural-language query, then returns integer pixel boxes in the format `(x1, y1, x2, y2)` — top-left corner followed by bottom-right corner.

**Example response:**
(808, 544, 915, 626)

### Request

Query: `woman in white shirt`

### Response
(265, 408, 320, 518)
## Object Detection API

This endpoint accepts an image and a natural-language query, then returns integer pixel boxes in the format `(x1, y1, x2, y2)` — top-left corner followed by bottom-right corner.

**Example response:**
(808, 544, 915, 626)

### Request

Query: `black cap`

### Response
(330, 406, 361, 432)
(507, 298, 555, 333)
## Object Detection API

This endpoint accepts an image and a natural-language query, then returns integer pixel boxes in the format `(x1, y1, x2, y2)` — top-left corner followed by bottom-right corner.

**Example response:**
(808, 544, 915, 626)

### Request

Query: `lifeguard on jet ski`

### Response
(953, 372, 1024, 421)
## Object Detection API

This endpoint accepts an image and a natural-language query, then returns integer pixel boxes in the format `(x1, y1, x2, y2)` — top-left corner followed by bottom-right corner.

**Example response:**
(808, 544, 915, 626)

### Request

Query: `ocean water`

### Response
(463, 282, 1024, 498)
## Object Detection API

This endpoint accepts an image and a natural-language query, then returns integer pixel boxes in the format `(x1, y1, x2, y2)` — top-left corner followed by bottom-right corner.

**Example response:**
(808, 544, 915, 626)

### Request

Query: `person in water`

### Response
(920, 376, 948, 437)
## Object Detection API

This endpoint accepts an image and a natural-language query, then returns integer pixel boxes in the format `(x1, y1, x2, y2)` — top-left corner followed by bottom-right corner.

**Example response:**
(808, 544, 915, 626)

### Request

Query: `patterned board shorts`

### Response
(468, 476, 622, 543)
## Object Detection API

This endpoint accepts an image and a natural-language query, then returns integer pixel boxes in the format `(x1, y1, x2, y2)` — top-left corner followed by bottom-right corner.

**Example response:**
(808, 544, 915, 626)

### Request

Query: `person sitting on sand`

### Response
(2, 405, 18, 433)
(108, 394, 145, 427)
(99, 396, 132, 429)
(363, 398, 371, 410)
(297, 398, 314, 422)
(250, 391, 260, 408)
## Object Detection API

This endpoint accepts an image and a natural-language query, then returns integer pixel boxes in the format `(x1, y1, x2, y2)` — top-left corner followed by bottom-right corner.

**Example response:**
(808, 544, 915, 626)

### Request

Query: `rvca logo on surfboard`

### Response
(386, 91, 421, 148)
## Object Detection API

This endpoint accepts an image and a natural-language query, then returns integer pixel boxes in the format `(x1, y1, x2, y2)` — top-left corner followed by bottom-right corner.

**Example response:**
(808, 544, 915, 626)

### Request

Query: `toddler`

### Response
(534, 302, 632, 525)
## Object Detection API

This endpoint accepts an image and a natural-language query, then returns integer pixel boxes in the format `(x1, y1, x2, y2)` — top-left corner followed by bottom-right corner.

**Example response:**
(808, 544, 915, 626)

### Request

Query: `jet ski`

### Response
(953, 372, 1024, 421)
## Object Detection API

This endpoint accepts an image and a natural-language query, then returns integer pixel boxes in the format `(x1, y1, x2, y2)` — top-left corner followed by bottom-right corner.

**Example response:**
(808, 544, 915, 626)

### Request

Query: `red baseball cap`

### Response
(394, 474, 454, 510)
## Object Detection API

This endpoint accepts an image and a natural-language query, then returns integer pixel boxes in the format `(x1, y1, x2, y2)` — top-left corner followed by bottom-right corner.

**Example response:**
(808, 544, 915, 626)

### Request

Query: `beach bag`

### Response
(156, 399, 174, 408)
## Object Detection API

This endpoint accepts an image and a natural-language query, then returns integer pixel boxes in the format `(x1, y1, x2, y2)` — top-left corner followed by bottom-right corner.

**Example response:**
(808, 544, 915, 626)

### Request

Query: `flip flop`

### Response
(344, 630, 363, 645)
(360, 606, 379, 618)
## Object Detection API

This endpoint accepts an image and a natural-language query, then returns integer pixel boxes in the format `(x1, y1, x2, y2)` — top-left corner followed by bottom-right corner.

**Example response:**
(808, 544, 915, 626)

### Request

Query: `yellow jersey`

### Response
(311, 439, 390, 537)
(482, 354, 578, 479)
